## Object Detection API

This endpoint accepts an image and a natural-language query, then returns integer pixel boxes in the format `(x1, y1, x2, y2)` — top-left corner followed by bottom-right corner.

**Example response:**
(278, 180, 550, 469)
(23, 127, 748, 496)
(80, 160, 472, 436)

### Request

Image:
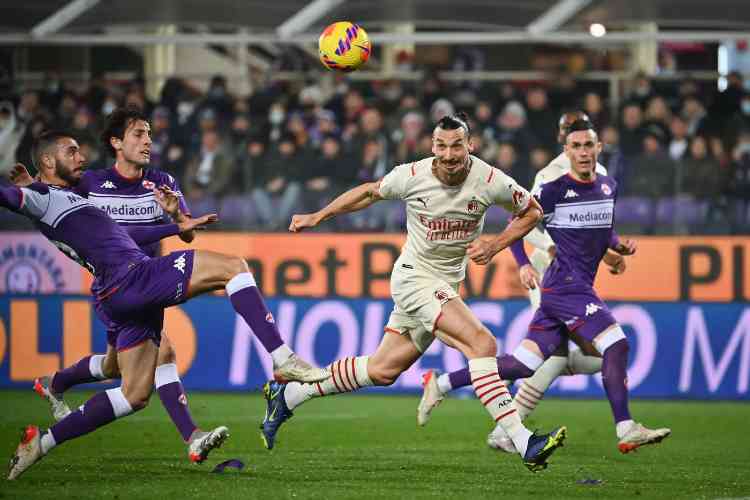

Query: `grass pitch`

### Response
(1, 390, 748, 499)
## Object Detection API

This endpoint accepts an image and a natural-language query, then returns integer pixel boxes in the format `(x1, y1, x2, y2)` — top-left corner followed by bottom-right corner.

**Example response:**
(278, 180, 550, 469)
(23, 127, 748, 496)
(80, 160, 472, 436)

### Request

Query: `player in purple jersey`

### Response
(5, 130, 328, 480)
(27, 107, 229, 464)
(424, 121, 671, 455)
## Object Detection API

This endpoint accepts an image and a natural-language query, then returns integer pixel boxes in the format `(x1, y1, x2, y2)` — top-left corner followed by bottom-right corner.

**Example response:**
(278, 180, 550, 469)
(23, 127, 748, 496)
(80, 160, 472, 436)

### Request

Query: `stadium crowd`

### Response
(1, 72, 749, 234)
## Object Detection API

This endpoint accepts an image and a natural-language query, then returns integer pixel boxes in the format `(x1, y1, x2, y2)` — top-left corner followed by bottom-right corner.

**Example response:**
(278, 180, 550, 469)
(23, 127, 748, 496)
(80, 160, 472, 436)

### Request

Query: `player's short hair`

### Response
(100, 105, 148, 157)
(435, 111, 470, 136)
(565, 119, 596, 141)
(32, 129, 74, 171)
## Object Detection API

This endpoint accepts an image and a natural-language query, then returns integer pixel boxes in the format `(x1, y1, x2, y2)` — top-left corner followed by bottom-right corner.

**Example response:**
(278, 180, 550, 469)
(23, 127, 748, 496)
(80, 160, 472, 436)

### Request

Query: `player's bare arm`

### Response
(289, 181, 383, 232)
(154, 185, 196, 242)
(467, 198, 542, 265)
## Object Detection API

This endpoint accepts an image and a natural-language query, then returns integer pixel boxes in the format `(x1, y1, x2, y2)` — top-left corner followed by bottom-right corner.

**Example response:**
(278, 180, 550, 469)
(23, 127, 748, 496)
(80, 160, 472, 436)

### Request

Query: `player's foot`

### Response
(417, 369, 445, 426)
(188, 426, 230, 464)
(273, 354, 329, 384)
(487, 422, 516, 453)
(260, 381, 293, 450)
(33, 376, 71, 422)
(617, 422, 671, 454)
(522, 426, 567, 472)
(8, 425, 44, 480)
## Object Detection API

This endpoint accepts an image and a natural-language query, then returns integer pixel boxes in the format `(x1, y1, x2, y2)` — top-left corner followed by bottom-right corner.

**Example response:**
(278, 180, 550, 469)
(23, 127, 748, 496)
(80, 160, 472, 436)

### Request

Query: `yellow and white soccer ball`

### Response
(318, 21, 370, 72)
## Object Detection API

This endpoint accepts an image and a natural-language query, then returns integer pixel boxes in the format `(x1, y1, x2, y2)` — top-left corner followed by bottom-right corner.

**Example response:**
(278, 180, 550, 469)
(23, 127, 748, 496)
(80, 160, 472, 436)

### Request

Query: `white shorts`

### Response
(385, 262, 460, 353)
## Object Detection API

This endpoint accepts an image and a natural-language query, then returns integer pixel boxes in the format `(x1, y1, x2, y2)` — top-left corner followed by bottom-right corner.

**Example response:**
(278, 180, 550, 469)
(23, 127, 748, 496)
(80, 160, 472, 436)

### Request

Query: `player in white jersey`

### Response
(420, 113, 630, 451)
(259, 114, 567, 472)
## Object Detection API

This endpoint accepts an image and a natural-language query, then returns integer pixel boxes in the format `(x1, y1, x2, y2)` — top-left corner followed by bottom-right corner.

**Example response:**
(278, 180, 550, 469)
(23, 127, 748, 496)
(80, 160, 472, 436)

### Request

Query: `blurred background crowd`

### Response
(1, 70, 749, 234)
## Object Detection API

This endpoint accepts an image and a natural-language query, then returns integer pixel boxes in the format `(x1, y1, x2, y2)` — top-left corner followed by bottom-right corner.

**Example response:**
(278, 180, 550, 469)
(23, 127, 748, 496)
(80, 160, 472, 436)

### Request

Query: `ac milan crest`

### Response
(512, 188, 526, 208)
(467, 198, 480, 214)
(434, 289, 449, 301)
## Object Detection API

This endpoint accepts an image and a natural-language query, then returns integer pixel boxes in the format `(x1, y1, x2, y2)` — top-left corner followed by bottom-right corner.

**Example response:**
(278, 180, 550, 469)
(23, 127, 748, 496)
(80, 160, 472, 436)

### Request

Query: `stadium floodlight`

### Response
(31, 0, 101, 38)
(589, 23, 607, 37)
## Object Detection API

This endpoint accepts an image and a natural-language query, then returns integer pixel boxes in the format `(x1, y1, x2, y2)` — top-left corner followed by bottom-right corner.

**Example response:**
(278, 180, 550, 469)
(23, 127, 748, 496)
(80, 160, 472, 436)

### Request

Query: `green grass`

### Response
(1, 390, 748, 499)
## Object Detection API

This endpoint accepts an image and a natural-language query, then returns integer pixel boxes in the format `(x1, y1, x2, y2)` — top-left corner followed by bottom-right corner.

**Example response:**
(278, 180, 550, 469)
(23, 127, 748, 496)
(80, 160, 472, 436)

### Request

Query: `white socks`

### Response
(616, 419, 636, 439)
(89, 354, 107, 380)
(567, 348, 603, 375)
(283, 356, 373, 410)
(469, 357, 532, 456)
(514, 355, 568, 420)
(270, 345, 294, 367)
(436, 373, 453, 394)
(154, 363, 180, 389)
(40, 431, 56, 455)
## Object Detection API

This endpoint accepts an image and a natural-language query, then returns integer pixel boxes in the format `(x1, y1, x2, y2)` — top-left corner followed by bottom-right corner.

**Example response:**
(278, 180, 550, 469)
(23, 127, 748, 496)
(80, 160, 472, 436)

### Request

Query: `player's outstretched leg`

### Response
(33, 352, 112, 422)
(595, 327, 671, 453)
(187, 250, 328, 383)
(9, 342, 157, 480)
(261, 333, 420, 450)
(435, 299, 566, 472)
(488, 345, 603, 452)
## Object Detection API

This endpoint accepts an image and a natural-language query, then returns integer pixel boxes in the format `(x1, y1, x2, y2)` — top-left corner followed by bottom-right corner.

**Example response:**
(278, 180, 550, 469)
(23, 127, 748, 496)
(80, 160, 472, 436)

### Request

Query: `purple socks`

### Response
(49, 388, 132, 445)
(155, 363, 198, 442)
(601, 339, 632, 423)
(226, 273, 284, 353)
(51, 355, 104, 394)
(448, 354, 536, 390)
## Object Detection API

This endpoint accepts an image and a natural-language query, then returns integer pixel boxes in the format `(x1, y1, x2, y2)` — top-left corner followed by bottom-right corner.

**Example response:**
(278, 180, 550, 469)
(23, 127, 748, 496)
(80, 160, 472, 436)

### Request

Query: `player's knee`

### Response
(122, 388, 152, 411)
(593, 325, 628, 356)
(472, 327, 497, 358)
(102, 358, 120, 379)
(157, 338, 176, 365)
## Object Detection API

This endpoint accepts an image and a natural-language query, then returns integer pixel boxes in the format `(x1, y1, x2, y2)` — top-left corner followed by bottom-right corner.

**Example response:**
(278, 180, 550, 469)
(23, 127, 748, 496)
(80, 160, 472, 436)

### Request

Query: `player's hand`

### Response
(467, 238, 498, 265)
(289, 213, 320, 233)
(178, 213, 218, 232)
(613, 239, 637, 256)
(606, 252, 627, 275)
(153, 185, 181, 217)
(9, 163, 34, 187)
(519, 264, 541, 289)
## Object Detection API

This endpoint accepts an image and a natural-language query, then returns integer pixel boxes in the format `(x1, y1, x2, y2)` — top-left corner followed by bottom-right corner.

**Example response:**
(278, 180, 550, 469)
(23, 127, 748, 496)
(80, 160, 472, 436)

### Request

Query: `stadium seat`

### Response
(655, 196, 706, 225)
(218, 195, 257, 230)
(615, 197, 654, 226)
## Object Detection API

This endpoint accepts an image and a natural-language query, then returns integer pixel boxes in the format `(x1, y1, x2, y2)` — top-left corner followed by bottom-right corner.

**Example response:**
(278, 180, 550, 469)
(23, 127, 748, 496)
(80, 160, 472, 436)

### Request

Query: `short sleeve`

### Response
(166, 173, 191, 216)
(378, 163, 411, 200)
(488, 169, 532, 215)
(532, 180, 558, 217)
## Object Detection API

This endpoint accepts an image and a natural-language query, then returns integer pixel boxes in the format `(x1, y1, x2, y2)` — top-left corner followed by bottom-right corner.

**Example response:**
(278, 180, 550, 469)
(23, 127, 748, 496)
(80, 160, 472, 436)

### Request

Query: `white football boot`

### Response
(8, 426, 45, 480)
(486, 422, 517, 453)
(273, 354, 329, 384)
(618, 422, 671, 454)
(188, 426, 230, 464)
(417, 370, 445, 426)
(33, 376, 71, 422)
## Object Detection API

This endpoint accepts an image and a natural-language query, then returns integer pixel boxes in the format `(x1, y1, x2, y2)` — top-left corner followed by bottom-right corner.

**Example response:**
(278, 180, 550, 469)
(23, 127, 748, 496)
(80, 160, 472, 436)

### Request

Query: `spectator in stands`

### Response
(302, 135, 354, 213)
(348, 108, 390, 168)
(524, 86, 557, 149)
(728, 130, 750, 231)
(644, 95, 672, 136)
(495, 100, 537, 157)
(618, 102, 645, 157)
(626, 125, 675, 199)
(310, 109, 339, 149)
(0, 101, 24, 175)
(725, 92, 750, 150)
(251, 134, 303, 229)
(681, 96, 709, 136)
(238, 134, 266, 195)
(183, 129, 235, 199)
(529, 146, 552, 176)
(582, 91, 609, 129)
(600, 125, 626, 184)
(55, 93, 78, 130)
(474, 100, 496, 142)
(71, 107, 97, 145)
(668, 115, 690, 161)
(494, 141, 530, 186)
(393, 111, 425, 164)
(627, 72, 655, 106)
(712, 70, 744, 118)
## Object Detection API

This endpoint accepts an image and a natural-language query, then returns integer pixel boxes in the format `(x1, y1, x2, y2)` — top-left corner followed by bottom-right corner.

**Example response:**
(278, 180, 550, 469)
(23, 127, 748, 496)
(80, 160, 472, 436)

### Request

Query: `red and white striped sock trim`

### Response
(471, 373, 510, 409)
(328, 357, 361, 394)
(523, 382, 544, 400)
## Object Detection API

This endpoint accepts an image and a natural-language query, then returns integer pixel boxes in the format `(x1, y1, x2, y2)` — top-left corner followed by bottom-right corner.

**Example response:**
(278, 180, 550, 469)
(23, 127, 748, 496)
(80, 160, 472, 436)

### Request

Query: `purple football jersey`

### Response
(77, 165, 190, 257)
(534, 173, 617, 289)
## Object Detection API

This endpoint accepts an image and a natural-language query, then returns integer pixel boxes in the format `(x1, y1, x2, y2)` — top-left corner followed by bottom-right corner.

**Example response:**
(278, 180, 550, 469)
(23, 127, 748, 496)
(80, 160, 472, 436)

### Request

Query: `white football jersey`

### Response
(379, 155, 531, 284)
(524, 152, 608, 253)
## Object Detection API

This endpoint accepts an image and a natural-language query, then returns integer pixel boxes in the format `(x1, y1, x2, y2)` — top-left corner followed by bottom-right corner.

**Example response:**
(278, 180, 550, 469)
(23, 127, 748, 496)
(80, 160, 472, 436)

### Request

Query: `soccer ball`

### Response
(318, 22, 371, 72)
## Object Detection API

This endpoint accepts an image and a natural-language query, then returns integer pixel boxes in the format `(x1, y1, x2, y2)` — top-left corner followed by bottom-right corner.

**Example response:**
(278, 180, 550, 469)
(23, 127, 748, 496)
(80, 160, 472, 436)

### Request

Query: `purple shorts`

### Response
(527, 286, 616, 358)
(96, 250, 195, 352)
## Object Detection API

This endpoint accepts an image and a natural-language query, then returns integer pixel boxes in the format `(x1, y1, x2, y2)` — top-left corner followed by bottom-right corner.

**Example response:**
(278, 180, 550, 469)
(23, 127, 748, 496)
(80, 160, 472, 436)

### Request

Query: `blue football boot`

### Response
(522, 426, 567, 472)
(260, 381, 293, 450)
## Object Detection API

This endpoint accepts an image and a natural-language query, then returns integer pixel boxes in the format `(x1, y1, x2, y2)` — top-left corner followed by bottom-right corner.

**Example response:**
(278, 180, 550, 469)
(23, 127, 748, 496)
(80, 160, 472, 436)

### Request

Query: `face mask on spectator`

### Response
(742, 100, 750, 115)
(269, 108, 285, 125)
(102, 100, 116, 116)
